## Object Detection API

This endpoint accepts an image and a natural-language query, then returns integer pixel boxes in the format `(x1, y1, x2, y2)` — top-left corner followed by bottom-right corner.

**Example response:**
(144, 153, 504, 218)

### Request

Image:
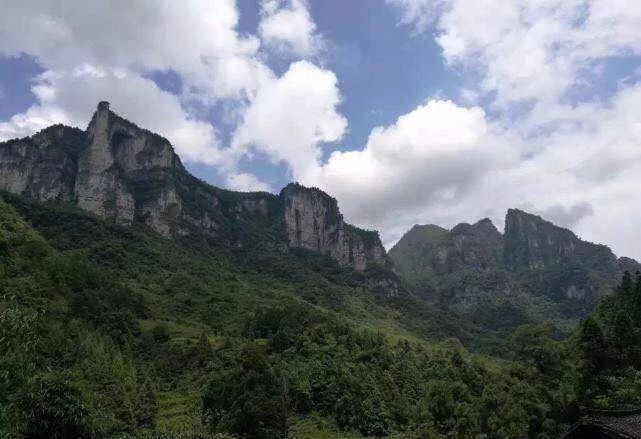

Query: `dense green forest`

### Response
(2, 193, 641, 438)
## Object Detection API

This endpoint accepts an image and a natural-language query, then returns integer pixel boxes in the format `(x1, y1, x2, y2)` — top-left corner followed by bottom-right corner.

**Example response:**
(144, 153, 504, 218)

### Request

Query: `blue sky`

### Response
(190, 0, 456, 190)
(1, 0, 641, 258)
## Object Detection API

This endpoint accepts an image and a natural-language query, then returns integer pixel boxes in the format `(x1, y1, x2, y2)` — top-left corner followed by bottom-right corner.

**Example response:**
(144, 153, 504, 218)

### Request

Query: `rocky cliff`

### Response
(0, 102, 386, 272)
(389, 209, 640, 328)
(280, 183, 386, 271)
(503, 208, 627, 301)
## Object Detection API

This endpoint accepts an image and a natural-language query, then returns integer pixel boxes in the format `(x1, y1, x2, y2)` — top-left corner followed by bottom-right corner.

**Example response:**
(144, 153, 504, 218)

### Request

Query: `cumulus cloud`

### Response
(335, 0, 641, 259)
(232, 61, 347, 180)
(392, 0, 641, 109)
(541, 203, 594, 229)
(0, 0, 339, 189)
(0, 0, 267, 102)
(2, 0, 641, 260)
(310, 100, 515, 223)
(226, 172, 272, 192)
(259, 0, 323, 58)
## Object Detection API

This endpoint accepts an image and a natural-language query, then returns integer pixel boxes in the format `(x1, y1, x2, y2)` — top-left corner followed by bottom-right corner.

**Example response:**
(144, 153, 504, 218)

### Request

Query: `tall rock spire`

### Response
(74, 101, 134, 223)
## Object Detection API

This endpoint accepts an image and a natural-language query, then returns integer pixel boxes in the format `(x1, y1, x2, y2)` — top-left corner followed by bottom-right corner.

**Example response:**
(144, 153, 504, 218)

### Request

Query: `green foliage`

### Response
(203, 344, 290, 438)
(1, 193, 626, 438)
(17, 372, 93, 439)
(574, 271, 641, 408)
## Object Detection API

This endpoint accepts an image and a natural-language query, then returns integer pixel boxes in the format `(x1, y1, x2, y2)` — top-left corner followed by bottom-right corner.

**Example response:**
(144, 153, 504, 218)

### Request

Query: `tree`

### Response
(18, 373, 92, 439)
(578, 315, 609, 402)
(511, 325, 560, 376)
(202, 344, 291, 438)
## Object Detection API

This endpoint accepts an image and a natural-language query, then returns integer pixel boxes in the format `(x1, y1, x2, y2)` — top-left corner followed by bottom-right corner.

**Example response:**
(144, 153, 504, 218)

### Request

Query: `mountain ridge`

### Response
(389, 209, 640, 329)
(0, 101, 386, 272)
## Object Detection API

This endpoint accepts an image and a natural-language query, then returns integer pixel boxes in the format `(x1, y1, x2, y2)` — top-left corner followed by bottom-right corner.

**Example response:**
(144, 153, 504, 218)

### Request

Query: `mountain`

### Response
(0, 101, 385, 272)
(1, 101, 633, 438)
(0, 189, 580, 438)
(390, 210, 639, 330)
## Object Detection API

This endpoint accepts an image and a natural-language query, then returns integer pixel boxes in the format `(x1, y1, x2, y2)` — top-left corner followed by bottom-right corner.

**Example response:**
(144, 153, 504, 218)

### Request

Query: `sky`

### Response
(1, 0, 641, 259)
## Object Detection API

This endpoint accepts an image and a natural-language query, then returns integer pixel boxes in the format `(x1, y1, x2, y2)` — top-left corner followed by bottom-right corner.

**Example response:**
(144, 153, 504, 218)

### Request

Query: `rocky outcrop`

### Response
(390, 209, 640, 325)
(280, 183, 386, 271)
(0, 102, 387, 272)
(390, 219, 503, 280)
(0, 124, 84, 202)
(446, 218, 503, 271)
(389, 219, 510, 312)
(503, 208, 612, 270)
(503, 208, 629, 301)
(73, 101, 182, 231)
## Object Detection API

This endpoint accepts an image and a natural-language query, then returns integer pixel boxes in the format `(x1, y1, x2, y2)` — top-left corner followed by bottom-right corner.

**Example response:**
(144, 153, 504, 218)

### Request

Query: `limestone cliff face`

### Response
(72, 101, 182, 232)
(391, 208, 640, 322)
(504, 208, 600, 270)
(280, 183, 386, 271)
(390, 219, 503, 281)
(0, 102, 387, 272)
(445, 218, 503, 271)
(389, 219, 510, 313)
(503, 208, 631, 301)
(0, 125, 84, 202)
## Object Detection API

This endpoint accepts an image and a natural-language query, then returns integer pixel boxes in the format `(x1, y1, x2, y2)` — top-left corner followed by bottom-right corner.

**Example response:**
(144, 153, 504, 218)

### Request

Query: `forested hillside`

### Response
(2, 105, 640, 439)
(0, 191, 613, 439)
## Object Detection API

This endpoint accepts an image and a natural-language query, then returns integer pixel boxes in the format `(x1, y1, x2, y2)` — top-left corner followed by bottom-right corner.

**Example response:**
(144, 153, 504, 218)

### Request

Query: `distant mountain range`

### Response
(390, 210, 639, 331)
(1, 101, 636, 332)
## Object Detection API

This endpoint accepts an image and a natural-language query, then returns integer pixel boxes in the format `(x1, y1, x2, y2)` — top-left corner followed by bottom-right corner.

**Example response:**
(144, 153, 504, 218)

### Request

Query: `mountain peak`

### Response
(504, 207, 582, 270)
(280, 181, 386, 271)
(391, 207, 640, 312)
(97, 100, 110, 112)
(451, 217, 500, 237)
(0, 105, 387, 272)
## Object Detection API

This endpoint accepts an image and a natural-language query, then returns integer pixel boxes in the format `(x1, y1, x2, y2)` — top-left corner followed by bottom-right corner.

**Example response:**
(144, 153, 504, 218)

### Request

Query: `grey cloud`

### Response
(541, 202, 594, 229)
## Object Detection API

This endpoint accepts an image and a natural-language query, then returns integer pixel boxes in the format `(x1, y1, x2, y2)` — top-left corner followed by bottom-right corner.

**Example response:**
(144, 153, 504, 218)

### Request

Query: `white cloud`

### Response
(335, 0, 641, 259)
(0, 0, 341, 192)
(392, 0, 641, 110)
(0, 0, 268, 102)
(3, 0, 641, 261)
(232, 60, 347, 181)
(306, 100, 517, 244)
(541, 202, 594, 229)
(0, 0, 273, 171)
(386, 0, 443, 31)
(226, 172, 272, 192)
(259, 0, 323, 58)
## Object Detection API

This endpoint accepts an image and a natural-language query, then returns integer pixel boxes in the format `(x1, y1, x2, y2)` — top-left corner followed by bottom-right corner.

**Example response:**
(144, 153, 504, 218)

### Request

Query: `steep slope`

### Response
(0, 102, 385, 272)
(504, 208, 625, 301)
(281, 183, 385, 271)
(390, 210, 640, 330)
(0, 191, 575, 438)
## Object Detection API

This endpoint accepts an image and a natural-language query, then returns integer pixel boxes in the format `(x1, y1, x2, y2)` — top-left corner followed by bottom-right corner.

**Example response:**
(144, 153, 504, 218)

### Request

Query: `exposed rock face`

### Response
(390, 219, 511, 314)
(504, 208, 628, 301)
(281, 183, 386, 271)
(0, 125, 84, 202)
(446, 218, 503, 271)
(390, 219, 503, 281)
(505, 208, 603, 269)
(0, 102, 387, 272)
(389, 209, 640, 327)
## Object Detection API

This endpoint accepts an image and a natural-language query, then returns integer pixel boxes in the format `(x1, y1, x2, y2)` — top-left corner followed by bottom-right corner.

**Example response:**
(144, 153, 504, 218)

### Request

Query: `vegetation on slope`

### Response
(1, 193, 640, 438)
